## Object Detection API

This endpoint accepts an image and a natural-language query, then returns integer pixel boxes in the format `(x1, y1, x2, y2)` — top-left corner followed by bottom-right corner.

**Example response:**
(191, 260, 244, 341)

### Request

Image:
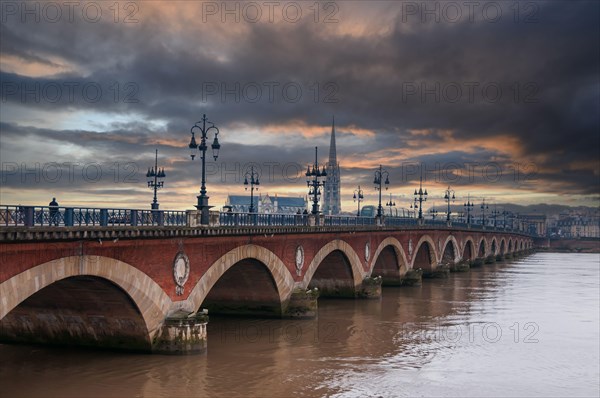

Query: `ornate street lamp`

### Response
(243, 166, 260, 213)
(502, 210, 509, 229)
(353, 186, 364, 216)
(146, 149, 166, 210)
(306, 146, 327, 217)
(429, 206, 439, 220)
(481, 198, 489, 226)
(443, 186, 456, 221)
(411, 175, 428, 220)
(491, 204, 501, 228)
(373, 165, 390, 218)
(188, 114, 221, 225)
(464, 194, 474, 224)
(386, 193, 396, 216)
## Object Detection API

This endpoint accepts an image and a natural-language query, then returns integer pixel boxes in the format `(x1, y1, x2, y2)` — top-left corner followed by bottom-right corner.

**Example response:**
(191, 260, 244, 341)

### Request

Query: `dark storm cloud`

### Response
(0, 0, 598, 201)
(0, 121, 548, 199)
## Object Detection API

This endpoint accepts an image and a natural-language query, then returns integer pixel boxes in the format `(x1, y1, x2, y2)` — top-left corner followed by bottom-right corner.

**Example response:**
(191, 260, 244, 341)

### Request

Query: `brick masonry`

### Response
(0, 227, 533, 350)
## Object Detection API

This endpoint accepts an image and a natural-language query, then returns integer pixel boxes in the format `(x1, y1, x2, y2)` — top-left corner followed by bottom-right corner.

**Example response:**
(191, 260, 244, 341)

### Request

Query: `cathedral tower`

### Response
(323, 117, 341, 215)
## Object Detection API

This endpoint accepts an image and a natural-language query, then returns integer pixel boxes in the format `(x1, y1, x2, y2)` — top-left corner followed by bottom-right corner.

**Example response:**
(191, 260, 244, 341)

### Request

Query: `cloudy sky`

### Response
(1, 0, 598, 212)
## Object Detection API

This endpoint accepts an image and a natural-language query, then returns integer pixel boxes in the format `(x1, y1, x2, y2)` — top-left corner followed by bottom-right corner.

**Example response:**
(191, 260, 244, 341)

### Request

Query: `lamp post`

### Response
(464, 194, 474, 224)
(411, 175, 428, 220)
(146, 149, 166, 210)
(373, 165, 390, 218)
(443, 186, 455, 222)
(502, 210, 509, 229)
(188, 114, 221, 225)
(386, 193, 396, 216)
(429, 206, 439, 220)
(353, 186, 364, 216)
(480, 198, 489, 226)
(491, 204, 501, 228)
(243, 166, 260, 213)
(306, 146, 327, 217)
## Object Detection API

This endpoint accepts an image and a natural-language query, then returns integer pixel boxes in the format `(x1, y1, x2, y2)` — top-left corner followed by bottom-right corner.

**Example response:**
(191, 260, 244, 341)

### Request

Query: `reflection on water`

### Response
(1, 253, 598, 397)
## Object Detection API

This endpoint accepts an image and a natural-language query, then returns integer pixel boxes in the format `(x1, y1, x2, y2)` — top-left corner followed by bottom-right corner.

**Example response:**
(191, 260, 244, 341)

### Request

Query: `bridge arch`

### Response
(477, 237, 487, 258)
(410, 235, 438, 271)
(462, 237, 476, 262)
(508, 238, 513, 253)
(490, 237, 498, 256)
(301, 239, 365, 295)
(0, 255, 172, 348)
(370, 237, 409, 283)
(499, 238, 506, 255)
(187, 244, 295, 315)
(440, 235, 461, 265)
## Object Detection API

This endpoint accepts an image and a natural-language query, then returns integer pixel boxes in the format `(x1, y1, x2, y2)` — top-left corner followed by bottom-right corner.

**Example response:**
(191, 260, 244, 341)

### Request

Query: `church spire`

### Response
(323, 116, 341, 215)
(328, 115, 337, 165)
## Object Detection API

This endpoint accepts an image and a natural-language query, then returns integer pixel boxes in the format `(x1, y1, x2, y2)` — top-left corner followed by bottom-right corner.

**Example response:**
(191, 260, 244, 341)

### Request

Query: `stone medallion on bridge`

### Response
(173, 252, 190, 296)
(365, 241, 371, 262)
(295, 245, 304, 276)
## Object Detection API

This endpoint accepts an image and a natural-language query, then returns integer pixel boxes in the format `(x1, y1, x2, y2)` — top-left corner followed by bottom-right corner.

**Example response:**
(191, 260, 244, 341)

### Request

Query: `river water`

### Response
(1, 252, 598, 397)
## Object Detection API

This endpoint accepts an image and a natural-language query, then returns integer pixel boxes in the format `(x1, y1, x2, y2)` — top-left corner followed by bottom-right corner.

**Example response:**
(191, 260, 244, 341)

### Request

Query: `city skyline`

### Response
(1, 1, 598, 210)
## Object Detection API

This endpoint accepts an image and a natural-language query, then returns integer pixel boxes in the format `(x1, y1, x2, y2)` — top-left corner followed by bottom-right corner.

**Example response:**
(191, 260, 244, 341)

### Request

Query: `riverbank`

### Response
(543, 238, 600, 253)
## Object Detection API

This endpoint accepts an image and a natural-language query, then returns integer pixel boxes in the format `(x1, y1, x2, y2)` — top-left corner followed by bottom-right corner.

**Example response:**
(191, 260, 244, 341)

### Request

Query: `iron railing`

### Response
(0, 205, 186, 227)
(0, 204, 533, 235)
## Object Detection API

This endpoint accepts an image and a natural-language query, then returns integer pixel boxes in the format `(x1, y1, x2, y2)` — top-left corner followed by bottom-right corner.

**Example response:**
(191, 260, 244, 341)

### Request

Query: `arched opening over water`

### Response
(0, 276, 152, 351)
(371, 238, 408, 285)
(491, 239, 497, 256)
(201, 258, 282, 317)
(508, 239, 513, 253)
(463, 240, 474, 262)
(308, 249, 357, 297)
(412, 240, 437, 272)
(441, 240, 458, 266)
(478, 239, 486, 258)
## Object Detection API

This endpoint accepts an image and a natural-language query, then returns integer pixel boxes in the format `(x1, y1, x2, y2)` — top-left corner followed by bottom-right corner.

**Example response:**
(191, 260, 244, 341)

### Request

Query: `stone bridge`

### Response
(0, 224, 533, 354)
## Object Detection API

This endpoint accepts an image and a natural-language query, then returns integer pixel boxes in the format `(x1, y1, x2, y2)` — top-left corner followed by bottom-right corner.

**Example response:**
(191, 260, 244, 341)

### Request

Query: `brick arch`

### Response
(187, 244, 295, 313)
(0, 255, 172, 339)
(440, 235, 461, 264)
(499, 238, 506, 254)
(301, 239, 365, 289)
(490, 237, 498, 256)
(462, 236, 476, 261)
(477, 237, 488, 258)
(370, 237, 410, 278)
(410, 235, 438, 271)
(508, 238, 514, 253)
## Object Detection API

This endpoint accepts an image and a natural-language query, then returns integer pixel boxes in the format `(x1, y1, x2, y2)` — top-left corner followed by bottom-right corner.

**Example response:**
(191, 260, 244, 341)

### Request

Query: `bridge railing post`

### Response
(64, 208, 74, 227)
(186, 210, 200, 227)
(100, 209, 108, 226)
(23, 206, 34, 227)
(130, 210, 138, 226)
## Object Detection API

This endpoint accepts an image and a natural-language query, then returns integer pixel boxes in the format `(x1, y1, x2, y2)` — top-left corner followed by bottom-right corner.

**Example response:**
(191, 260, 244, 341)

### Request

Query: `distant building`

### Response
(225, 193, 307, 214)
(322, 117, 341, 215)
(225, 195, 258, 213)
(553, 214, 600, 238)
(519, 214, 547, 236)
